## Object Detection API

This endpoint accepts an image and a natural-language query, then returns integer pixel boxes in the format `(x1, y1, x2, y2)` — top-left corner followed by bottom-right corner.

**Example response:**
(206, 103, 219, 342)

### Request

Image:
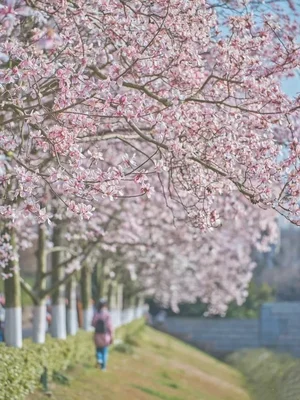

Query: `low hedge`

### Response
(0, 331, 94, 400)
(0, 319, 145, 400)
(226, 348, 300, 400)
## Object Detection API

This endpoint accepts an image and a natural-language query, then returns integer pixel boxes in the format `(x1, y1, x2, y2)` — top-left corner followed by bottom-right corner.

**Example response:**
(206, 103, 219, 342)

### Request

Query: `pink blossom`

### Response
(38, 28, 62, 50)
(0, 0, 32, 34)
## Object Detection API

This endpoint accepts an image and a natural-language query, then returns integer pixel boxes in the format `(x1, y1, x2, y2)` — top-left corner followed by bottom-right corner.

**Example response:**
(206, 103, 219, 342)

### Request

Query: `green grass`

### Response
(133, 385, 182, 400)
(28, 325, 250, 400)
(227, 348, 300, 400)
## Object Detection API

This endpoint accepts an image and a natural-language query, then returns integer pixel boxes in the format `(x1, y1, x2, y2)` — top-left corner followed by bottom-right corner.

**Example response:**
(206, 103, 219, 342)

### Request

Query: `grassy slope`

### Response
(28, 326, 250, 400)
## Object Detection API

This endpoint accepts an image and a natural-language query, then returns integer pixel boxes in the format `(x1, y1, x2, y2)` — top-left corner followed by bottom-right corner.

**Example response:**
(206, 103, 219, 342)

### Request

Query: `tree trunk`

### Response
(101, 279, 109, 300)
(77, 300, 83, 328)
(117, 284, 124, 311)
(92, 261, 107, 302)
(32, 224, 47, 344)
(81, 265, 93, 331)
(124, 291, 136, 309)
(32, 304, 46, 343)
(108, 281, 118, 309)
(4, 228, 22, 348)
(111, 283, 123, 328)
(135, 294, 145, 318)
(66, 277, 78, 336)
(51, 225, 66, 339)
(107, 280, 113, 309)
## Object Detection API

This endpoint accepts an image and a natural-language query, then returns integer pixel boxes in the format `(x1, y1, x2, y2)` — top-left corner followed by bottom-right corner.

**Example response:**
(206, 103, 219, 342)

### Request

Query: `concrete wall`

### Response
(260, 302, 300, 357)
(163, 318, 259, 357)
(163, 302, 300, 358)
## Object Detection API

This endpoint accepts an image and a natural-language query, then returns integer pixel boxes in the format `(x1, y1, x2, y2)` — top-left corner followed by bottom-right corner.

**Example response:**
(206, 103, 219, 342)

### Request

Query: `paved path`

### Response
(23, 327, 32, 338)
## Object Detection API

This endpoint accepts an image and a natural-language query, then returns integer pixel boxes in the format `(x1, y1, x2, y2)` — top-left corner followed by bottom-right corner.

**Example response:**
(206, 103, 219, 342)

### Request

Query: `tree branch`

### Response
(126, 119, 256, 199)
(46, 246, 78, 256)
(41, 246, 94, 298)
(20, 277, 39, 305)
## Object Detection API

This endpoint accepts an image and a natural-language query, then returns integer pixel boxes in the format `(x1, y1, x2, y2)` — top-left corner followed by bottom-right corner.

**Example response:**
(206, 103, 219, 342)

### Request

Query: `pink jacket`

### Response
(92, 310, 113, 348)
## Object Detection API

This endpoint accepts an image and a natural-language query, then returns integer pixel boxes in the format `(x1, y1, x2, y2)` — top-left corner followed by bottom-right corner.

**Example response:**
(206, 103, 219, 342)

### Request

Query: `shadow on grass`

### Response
(162, 382, 180, 390)
(159, 370, 180, 390)
(132, 384, 183, 400)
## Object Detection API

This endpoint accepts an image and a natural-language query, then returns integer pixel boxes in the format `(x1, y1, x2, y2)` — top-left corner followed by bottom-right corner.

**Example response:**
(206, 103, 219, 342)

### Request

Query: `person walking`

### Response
(46, 296, 52, 332)
(155, 310, 167, 327)
(92, 298, 114, 371)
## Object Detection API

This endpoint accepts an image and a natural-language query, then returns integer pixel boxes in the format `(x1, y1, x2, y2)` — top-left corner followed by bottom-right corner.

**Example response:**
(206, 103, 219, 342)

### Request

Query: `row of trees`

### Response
(1, 0, 300, 347)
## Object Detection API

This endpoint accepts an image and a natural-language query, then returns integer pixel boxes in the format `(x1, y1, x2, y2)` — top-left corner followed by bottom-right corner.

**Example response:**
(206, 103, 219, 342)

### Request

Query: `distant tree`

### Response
(257, 224, 300, 300)
(225, 282, 274, 319)
(274, 269, 300, 302)
(165, 282, 274, 318)
(167, 299, 208, 318)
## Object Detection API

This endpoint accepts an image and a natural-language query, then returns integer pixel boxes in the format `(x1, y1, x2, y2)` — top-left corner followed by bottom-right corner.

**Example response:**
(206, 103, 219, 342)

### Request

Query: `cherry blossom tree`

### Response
(0, 209, 38, 346)
(1, 173, 279, 345)
(21, 209, 105, 342)
(1, 0, 300, 225)
(83, 188, 278, 314)
(0, 0, 300, 346)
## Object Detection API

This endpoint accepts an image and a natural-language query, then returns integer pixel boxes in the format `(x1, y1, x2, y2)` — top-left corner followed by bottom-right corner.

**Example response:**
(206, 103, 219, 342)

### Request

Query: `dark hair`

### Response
(97, 298, 108, 312)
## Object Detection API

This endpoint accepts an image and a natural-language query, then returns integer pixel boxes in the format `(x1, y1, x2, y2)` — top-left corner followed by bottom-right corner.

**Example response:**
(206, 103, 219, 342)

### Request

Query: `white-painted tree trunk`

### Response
(51, 304, 67, 339)
(33, 224, 48, 344)
(4, 307, 22, 348)
(66, 308, 78, 336)
(66, 278, 78, 336)
(81, 264, 93, 331)
(134, 295, 145, 318)
(32, 304, 46, 344)
(4, 228, 22, 348)
(51, 224, 67, 340)
(83, 306, 94, 331)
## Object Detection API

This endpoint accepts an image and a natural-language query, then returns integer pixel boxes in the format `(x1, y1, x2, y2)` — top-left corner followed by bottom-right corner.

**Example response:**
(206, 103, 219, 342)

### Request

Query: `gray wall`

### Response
(260, 302, 300, 357)
(163, 302, 300, 358)
(163, 318, 259, 357)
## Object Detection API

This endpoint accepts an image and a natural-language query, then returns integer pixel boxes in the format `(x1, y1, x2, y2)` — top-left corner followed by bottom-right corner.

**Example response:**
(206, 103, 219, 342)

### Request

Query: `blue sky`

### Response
(282, 77, 300, 98)
(281, 1, 300, 98)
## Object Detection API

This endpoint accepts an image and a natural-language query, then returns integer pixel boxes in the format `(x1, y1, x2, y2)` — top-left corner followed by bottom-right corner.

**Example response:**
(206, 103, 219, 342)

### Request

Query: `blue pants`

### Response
(96, 347, 108, 369)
